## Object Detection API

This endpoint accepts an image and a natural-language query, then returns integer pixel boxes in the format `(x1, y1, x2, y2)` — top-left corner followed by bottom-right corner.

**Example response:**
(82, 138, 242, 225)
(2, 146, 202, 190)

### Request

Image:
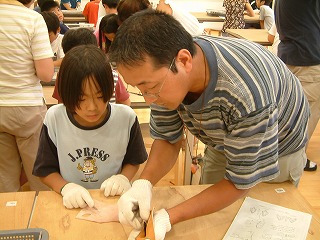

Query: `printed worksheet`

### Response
(223, 197, 312, 240)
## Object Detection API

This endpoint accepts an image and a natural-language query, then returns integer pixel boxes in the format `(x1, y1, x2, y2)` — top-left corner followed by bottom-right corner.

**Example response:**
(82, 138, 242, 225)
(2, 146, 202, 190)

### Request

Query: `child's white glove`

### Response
(117, 179, 152, 229)
(100, 174, 131, 197)
(127, 209, 172, 240)
(60, 183, 94, 209)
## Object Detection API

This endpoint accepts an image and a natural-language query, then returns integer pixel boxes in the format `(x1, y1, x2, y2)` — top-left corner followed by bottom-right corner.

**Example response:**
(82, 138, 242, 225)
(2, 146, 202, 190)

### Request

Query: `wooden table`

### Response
(29, 191, 129, 240)
(225, 28, 271, 46)
(191, 12, 259, 24)
(0, 191, 36, 230)
(28, 182, 320, 239)
(61, 10, 87, 23)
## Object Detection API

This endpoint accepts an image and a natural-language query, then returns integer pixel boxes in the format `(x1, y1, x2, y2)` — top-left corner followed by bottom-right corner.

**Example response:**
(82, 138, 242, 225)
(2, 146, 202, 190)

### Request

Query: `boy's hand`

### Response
(60, 183, 94, 209)
(100, 174, 131, 197)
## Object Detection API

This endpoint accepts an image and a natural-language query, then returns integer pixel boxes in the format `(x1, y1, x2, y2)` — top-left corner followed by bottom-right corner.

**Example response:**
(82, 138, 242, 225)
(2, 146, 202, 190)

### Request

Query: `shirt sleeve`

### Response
(31, 13, 54, 60)
(33, 125, 60, 177)
(122, 117, 148, 165)
(268, 23, 276, 36)
(150, 104, 184, 144)
(52, 79, 62, 103)
(115, 74, 130, 102)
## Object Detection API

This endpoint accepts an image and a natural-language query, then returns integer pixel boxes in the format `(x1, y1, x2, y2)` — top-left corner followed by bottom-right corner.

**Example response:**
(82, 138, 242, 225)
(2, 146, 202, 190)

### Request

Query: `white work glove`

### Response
(118, 179, 152, 229)
(128, 209, 172, 240)
(100, 174, 131, 197)
(60, 183, 94, 209)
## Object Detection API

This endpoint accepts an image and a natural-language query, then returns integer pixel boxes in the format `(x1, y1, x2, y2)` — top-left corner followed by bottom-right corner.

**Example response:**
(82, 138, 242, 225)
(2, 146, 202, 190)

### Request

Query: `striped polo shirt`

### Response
(150, 35, 309, 189)
(0, 2, 53, 106)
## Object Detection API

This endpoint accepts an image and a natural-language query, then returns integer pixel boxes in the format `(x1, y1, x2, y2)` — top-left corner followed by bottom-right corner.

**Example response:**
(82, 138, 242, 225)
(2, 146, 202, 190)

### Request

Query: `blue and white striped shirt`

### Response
(150, 36, 309, 189)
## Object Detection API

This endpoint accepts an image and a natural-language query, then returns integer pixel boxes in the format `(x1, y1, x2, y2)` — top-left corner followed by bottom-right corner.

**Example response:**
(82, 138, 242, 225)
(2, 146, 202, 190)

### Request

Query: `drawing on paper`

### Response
(223, 197, 312, 240)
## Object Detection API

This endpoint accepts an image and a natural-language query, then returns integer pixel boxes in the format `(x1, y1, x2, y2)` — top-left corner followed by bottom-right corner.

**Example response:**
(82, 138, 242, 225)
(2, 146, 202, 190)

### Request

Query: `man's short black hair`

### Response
(109, 9, 195, 71)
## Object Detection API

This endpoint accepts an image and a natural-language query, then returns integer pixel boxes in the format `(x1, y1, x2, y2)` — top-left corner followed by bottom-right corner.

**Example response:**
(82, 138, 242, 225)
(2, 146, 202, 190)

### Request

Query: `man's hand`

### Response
(128, 209, 172, 240)
(117, 179, 152, 229)
(100, 174, 131, 197)
(60, 183, 94, 209)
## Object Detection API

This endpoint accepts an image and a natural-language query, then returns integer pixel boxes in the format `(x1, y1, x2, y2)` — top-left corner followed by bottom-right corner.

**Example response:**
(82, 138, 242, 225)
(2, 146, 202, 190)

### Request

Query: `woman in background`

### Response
(222, 0, 255, 33)
(0, 0, 54, 192)
(97, 13, 119, 53)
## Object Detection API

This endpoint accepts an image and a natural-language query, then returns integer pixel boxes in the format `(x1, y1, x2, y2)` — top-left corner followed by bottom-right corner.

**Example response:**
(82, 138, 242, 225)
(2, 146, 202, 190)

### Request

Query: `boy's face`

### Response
(50, 6, 64, 22)
(73, 77, 108, 127)
(49, 30, 59, 43)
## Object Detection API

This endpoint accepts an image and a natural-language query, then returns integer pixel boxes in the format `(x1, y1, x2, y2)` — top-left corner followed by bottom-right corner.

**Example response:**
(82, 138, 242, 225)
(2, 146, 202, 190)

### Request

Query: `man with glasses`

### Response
(109, 10, 310, 240)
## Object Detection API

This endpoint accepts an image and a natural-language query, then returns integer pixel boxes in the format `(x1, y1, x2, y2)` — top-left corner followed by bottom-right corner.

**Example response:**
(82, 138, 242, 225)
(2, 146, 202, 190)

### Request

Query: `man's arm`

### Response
(168, 179, 249, 225)
(140, 139, 182, 185)
(121, 164, 140, 181)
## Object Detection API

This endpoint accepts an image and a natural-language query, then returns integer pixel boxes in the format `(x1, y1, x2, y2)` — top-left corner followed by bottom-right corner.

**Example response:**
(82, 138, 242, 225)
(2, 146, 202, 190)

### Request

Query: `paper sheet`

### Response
(76, 200, 119, 223)
(223, 197, 312, 240)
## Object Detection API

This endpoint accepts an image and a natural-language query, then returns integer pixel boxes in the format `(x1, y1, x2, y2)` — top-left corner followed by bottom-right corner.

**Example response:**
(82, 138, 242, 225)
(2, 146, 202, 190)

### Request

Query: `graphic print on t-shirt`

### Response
(77, 156, 99, 182)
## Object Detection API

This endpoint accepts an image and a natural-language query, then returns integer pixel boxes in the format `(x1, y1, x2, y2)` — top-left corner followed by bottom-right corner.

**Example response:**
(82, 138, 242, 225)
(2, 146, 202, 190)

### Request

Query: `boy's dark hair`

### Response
(117, 0, 150, 24)
(61, 28, 97, 53)
(99, 14, 119, 53)
(37, 0, 50, 8)
(109, 9, 195, 72)
(263, 0, 272, 6)
(58, 45, 114, 112)
(41, 0, 59, 12)
(41, 12, 60, 33)
(102, 0, 120, 9)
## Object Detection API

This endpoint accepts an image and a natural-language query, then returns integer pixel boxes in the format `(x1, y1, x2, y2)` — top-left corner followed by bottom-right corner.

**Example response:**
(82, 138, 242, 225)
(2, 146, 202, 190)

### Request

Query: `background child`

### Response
(41, 0, 69, 34)
(83, 0, 101, 26)
(41, 12, 64, 67)
(268, 22, 279, 55)
(51, 28, 130, 106)
(33, 45, 147, 209)
(96, 0, 120, 28)
(97, 13, 119, 53)
(256, 0, 274, 30)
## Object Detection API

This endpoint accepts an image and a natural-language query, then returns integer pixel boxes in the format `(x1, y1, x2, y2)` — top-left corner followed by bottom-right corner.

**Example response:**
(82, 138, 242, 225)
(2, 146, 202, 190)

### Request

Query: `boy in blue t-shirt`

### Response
(41, 0, 69, 34)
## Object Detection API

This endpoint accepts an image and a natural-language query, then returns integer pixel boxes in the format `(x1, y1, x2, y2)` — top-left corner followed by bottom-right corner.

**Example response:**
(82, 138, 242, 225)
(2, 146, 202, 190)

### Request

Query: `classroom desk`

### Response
(225, 28, 271, 46)
(28, 182, 320, 239)
(0, 191, 36, 230)
(191, 12, 260, 24)
(61, 10, 87, 23)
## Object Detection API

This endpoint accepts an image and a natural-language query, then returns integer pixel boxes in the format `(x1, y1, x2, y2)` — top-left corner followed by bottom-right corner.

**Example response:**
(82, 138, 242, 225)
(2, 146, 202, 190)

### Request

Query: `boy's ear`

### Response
(56, 27, 61, 34)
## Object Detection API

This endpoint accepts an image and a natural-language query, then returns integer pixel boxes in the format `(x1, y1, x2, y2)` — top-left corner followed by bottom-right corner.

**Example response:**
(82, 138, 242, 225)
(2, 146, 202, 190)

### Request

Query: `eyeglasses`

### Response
(126, 57, 175, 99)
